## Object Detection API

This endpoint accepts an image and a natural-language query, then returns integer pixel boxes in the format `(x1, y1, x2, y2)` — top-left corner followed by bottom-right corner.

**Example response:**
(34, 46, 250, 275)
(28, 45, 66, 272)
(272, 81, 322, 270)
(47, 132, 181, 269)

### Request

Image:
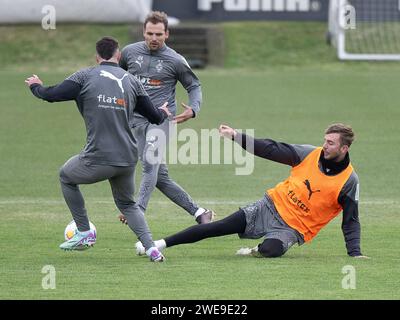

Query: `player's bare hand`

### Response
(219, 124, 237, 139)
(25, 74, 43, 86)
(236, 247, 252, 256)
(173, 102, 194, 124)
(118, 214, 128, 225)
(158, 102, 171, 118)
(236, 246, 262, 257)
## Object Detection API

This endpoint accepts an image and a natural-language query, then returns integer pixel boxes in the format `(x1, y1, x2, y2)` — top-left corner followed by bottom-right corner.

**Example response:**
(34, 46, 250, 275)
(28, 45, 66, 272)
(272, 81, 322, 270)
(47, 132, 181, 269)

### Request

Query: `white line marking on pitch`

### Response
(0, 198, 398, 206)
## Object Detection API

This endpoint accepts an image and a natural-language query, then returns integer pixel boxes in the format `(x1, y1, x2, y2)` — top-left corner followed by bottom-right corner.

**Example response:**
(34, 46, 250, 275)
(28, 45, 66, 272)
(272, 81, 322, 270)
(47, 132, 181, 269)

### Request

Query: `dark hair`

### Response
(325, 123, 355, 147)
(96, 36, 119, 60)
(144, 11, 168, 31)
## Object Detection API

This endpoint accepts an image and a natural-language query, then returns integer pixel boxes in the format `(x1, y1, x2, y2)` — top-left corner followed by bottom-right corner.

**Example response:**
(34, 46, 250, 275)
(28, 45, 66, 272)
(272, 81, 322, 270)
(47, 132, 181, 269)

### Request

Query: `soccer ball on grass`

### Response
(64, 220, 97, 240)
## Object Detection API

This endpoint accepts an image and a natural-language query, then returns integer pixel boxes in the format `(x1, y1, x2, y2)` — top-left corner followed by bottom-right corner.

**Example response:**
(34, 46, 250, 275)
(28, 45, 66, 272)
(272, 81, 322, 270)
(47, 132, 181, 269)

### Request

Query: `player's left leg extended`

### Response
(135, 209, 246, 255)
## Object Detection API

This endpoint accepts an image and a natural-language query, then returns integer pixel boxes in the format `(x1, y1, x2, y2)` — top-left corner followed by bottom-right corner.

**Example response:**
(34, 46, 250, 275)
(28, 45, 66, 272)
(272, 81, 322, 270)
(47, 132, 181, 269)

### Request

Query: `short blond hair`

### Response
(325, 123, 355, 147)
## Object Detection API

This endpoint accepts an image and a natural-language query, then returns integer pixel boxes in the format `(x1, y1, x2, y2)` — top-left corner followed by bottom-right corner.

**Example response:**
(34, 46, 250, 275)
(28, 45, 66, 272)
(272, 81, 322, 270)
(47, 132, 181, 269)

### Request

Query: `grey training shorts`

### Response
(239, 194, 304, 252)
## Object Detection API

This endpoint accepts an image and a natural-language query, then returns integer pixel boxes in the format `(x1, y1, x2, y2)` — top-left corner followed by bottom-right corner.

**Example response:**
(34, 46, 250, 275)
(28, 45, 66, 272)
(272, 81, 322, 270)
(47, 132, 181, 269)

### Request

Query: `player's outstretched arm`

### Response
(25, 74, 81, 102)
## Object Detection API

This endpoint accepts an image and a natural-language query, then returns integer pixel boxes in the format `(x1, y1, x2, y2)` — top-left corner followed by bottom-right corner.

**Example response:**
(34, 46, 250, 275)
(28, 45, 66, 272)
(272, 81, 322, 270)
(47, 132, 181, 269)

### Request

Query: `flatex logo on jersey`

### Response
(198, 0, 321, 12)
(97, 70, 127, 111)
(96, 94, 126, 111)
(134, 75, 163, 90)
(287, 189, 311, 214)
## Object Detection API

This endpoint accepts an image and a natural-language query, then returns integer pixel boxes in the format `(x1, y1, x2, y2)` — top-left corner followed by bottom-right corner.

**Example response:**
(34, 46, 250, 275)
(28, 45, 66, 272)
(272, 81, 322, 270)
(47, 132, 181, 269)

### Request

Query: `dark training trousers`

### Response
(165, 209, 247, 246)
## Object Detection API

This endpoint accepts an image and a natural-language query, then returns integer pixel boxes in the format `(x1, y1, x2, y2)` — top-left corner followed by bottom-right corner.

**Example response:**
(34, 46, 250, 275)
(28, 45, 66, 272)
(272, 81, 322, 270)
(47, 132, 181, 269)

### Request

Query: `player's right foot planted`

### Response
(196, 209, 216, 224)
(148, 247, 165, 262)
(136, 240, 166, 258)
(60, 230, 96, 251)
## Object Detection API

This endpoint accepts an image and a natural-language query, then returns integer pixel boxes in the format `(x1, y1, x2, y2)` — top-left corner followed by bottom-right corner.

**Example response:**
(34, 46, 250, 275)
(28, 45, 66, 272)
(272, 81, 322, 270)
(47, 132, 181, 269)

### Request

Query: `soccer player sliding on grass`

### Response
(136, 123, 369, 259)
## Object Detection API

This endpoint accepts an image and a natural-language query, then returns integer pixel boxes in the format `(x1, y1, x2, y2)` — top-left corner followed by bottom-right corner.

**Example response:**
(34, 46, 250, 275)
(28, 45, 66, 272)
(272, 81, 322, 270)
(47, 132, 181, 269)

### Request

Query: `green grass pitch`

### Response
(1, 23, 400, 300)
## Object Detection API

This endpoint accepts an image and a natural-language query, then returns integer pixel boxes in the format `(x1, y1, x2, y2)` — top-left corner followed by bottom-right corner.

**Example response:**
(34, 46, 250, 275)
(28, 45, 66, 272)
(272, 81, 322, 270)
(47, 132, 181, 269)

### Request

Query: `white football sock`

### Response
(194, 208, 206, 219)
(146, 246, 158, 256)
(155, 239, 166, 250)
